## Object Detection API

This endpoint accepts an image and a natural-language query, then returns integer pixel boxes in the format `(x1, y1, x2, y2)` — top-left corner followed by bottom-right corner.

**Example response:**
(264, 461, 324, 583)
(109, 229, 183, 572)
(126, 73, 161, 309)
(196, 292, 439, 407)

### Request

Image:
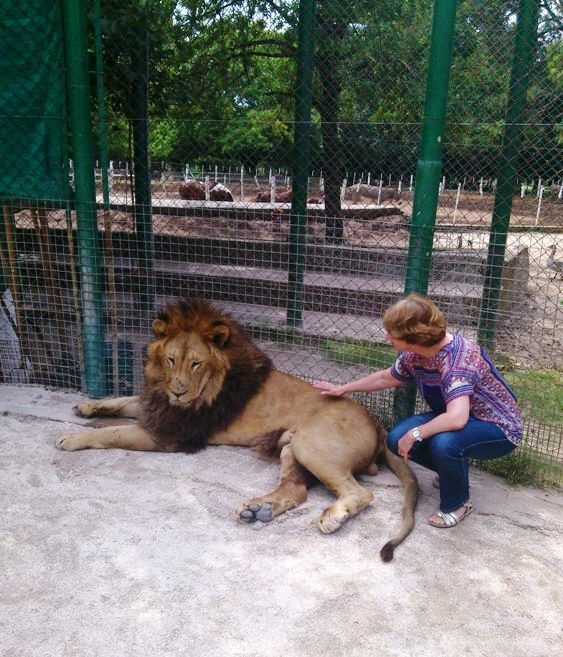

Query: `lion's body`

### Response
(56, 299, 418, 560)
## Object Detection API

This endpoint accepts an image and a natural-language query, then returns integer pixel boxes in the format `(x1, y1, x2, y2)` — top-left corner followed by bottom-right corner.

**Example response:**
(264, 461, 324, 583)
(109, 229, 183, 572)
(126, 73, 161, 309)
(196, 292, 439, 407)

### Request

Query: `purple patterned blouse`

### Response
(390, 333, 522, 445)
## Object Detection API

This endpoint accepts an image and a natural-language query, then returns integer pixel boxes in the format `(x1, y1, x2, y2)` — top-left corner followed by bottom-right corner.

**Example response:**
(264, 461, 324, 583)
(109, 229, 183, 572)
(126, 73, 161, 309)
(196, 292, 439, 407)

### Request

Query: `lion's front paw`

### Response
(236, 501, 273, 524)
(55, 433, 85, 451)
(73, 401, 98, 418)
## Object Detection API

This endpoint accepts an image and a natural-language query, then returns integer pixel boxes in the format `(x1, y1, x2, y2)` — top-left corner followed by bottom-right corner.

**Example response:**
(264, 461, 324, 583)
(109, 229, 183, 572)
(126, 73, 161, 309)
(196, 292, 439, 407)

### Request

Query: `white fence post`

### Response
(535, 186, 544, 226)
(453, 182, 462, 225)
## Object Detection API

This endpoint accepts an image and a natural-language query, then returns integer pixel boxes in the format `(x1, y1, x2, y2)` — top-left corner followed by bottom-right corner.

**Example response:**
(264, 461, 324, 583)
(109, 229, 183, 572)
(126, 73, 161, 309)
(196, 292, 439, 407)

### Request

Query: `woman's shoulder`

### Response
(443, 333, 482, 370)
(450, 332, 479, 354)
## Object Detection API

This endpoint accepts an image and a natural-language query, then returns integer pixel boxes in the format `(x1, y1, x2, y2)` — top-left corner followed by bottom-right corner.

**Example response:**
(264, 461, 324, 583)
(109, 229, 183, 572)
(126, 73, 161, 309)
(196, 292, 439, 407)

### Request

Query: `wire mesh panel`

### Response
(0, 0, 561, 485)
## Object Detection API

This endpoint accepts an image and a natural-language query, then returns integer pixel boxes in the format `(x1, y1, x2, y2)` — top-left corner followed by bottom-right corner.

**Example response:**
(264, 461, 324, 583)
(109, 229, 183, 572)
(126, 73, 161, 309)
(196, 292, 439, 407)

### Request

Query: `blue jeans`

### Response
(386, 412, 517, 513)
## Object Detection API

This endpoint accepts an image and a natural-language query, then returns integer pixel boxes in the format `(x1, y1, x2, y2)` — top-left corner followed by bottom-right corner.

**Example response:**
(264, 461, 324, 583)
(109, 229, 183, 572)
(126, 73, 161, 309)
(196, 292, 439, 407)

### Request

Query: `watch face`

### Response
(412, 428, 421, 439)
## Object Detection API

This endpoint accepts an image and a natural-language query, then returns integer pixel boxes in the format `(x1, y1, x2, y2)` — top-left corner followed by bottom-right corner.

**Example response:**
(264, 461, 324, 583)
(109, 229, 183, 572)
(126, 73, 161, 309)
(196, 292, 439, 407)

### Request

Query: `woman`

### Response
(313, 293, 522, 528)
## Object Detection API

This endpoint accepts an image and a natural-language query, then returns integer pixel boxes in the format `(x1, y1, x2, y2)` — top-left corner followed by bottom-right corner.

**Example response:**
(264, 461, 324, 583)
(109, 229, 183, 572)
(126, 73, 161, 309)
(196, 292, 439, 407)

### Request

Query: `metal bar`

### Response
(287, 0, 316, 327)
(130, 13, 155, 312)
(65, 205, 85, 390)
(0, 203, 7, 293)
(93, 0, 110, 210)
(403, 0, 458, 295)
(477, 0, 540, 351)
(93, 0, 119, 394)
(34, 208, 70, 357)
(62, 0, 107, 397)
(395, 0, 458, 422)
(1, 202, 33, 368)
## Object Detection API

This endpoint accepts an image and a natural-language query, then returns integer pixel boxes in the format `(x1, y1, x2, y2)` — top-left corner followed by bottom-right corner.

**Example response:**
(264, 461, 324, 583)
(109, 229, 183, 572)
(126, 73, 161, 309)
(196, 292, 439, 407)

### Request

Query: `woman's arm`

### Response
(313, 367, 403, 397)
(397, 395, 471, 461)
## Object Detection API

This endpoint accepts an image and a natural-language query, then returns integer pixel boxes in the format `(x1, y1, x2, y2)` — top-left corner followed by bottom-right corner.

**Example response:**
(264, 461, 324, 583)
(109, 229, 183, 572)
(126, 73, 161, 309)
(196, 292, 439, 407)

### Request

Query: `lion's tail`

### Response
(380, 444, 419, 562)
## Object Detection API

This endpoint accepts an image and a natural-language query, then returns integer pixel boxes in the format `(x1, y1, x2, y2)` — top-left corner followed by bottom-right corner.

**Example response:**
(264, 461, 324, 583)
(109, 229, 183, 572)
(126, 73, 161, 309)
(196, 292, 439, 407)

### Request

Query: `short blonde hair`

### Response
(383, 294, 446, 347)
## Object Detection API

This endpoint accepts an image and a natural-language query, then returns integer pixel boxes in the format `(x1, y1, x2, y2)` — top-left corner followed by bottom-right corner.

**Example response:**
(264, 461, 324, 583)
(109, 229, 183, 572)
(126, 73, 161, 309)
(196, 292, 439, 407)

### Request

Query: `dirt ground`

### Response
(0, 385, 562, 657)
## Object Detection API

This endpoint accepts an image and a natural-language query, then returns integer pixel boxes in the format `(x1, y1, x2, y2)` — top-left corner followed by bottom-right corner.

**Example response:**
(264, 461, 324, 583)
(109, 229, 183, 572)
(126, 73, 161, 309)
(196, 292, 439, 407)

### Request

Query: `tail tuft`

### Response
(380, 541, 395, 562)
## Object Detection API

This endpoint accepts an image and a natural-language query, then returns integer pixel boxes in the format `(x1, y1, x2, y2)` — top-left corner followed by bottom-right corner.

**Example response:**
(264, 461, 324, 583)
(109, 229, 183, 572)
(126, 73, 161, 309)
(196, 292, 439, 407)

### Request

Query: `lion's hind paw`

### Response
(236, 502, 273, 524)
(55, 432, 84, 451)
(317, 506, 350, 534)
(317, 514, 345, 534)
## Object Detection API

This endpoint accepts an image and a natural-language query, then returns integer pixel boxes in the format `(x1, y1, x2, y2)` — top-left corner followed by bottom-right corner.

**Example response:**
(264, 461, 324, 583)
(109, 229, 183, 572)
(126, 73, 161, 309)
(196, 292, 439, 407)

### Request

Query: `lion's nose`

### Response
(170, 387, 188, 399)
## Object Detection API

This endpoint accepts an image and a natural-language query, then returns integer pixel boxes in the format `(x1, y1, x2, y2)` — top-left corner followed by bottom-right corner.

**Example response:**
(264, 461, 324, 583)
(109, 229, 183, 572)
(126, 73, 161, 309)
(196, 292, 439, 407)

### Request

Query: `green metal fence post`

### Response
(62, 0, 107, 397)
(394, 0, 458, 422)
(404, 0, 458, 296)
(477, 0, 540, 351)
(287, 0, 316, 328)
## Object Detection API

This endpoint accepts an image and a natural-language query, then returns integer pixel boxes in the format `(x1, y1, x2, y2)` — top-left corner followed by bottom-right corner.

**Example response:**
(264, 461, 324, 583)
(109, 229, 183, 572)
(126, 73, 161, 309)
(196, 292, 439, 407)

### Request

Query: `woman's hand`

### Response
(397, 432, 417, 462)
(312, 381, 347, 397)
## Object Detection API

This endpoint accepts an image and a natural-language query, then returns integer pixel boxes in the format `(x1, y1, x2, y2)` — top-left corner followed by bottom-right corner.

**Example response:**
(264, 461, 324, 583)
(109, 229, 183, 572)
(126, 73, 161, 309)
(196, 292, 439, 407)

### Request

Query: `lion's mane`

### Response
(139, 299, 273, 452)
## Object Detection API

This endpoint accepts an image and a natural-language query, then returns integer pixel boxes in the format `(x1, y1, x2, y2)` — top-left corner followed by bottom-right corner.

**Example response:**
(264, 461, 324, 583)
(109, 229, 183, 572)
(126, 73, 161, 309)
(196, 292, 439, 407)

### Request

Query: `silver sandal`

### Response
(428, 501, 473, 528)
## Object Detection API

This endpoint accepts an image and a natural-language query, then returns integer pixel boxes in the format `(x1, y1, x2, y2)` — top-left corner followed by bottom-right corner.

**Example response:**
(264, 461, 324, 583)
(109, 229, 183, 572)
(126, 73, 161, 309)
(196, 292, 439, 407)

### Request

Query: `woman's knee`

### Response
(386, 414, 431, 455)
(428, 432, 460, 461)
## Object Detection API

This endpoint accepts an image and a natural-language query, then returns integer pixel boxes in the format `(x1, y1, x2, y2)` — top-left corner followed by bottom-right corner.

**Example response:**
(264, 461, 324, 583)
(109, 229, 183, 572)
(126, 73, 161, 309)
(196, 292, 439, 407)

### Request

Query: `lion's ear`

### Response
(152, 318, 168, 338)
(211, 322, 230, 347)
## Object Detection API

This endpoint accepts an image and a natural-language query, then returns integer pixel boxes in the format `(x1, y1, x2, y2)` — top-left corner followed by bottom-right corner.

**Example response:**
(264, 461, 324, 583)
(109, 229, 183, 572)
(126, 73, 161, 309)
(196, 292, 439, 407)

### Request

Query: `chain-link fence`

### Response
(0, 0, 561, 486)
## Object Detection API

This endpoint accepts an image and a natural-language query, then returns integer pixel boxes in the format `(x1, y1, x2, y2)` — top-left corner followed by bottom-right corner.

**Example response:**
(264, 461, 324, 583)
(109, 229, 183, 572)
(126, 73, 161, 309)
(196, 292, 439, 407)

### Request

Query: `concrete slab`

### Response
(0, 385, 561, 657)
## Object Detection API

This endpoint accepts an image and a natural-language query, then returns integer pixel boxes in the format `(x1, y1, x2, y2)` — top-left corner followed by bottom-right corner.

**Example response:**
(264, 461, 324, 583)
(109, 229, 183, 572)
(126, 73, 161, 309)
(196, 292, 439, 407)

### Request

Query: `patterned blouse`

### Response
(390, 333, 523, 445)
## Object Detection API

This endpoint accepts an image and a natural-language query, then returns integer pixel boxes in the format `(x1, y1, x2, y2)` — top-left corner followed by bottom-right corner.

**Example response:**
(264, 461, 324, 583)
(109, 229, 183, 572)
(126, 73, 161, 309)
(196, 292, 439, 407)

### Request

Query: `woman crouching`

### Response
(314, 294, 522, 528)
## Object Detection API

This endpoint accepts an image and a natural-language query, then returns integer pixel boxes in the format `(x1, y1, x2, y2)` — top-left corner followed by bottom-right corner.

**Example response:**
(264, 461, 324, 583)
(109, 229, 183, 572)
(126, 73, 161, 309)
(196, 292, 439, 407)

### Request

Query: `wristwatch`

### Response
(411, 427, 423, 441)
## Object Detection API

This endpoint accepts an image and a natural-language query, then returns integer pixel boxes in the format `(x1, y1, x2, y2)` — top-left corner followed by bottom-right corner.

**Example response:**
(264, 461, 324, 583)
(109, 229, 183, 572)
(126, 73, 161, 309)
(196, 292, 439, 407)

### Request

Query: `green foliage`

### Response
(149, 120, 181, 161)
(482, 450, 560, 488)
(545, 40, 563, 89)
(94, 0, 562, 180)
(504, 369, 562, 426)
(106, 118, 129, 159)
(478, 364, 562, 487)
(323, 339, 396, 368)
(217, 109, 292, 167)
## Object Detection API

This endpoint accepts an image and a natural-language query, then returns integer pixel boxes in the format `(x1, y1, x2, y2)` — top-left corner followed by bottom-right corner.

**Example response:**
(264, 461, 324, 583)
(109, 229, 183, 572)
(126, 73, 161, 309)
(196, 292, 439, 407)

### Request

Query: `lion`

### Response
(56, 299, 418, 561)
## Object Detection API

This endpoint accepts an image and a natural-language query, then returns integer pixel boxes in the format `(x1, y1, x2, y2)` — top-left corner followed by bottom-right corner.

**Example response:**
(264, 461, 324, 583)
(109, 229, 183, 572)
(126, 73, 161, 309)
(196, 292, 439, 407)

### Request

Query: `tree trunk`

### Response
(315, 7, 346, 243)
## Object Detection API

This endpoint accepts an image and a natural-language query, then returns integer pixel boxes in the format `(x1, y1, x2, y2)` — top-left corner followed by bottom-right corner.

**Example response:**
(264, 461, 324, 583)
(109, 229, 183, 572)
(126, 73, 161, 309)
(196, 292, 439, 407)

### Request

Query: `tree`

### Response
(95, 0, 562, 224)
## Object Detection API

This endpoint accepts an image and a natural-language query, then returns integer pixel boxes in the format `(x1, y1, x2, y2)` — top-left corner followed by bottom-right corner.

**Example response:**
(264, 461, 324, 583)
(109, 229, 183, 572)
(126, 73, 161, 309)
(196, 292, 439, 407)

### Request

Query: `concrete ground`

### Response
(0, 385, 561, 657)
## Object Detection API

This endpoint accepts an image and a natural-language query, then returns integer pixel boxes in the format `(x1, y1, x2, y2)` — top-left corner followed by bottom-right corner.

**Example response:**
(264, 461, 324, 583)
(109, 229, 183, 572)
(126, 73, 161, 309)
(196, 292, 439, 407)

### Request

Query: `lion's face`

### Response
(162, 332, 218, 407)
(145, 316, 231, 408)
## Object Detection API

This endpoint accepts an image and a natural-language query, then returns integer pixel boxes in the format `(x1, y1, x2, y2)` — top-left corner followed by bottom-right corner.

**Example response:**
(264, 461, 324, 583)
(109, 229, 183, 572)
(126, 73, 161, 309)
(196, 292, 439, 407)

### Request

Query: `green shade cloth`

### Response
(0, 0, 67, 200)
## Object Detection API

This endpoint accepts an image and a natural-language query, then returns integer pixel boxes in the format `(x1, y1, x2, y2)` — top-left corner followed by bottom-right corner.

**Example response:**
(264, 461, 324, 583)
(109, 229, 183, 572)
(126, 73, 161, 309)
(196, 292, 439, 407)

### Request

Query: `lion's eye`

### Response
(191, 361, 201, 371)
